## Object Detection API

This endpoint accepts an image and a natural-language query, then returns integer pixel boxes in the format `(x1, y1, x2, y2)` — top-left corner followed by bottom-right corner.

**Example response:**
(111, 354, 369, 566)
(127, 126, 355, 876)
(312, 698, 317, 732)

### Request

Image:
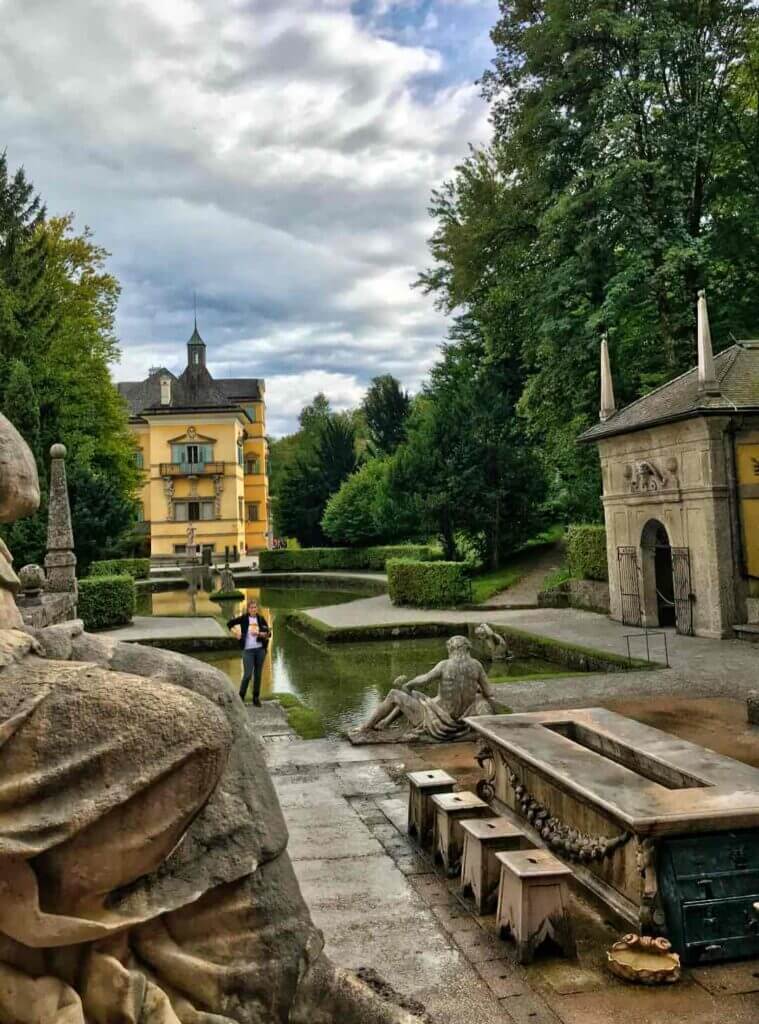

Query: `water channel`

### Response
(137, 584, 564, 735)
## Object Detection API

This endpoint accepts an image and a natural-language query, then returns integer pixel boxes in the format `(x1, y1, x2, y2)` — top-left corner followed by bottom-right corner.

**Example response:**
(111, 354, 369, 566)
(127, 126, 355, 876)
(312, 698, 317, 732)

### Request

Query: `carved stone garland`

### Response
(475, 742, 631, 864)
(507, 766, 631, 863)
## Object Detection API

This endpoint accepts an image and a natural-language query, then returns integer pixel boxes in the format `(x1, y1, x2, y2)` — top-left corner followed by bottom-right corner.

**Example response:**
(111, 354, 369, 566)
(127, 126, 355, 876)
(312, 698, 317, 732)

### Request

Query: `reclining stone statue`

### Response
(0, 412, 426, 1024)
(351, 635, 496, 742)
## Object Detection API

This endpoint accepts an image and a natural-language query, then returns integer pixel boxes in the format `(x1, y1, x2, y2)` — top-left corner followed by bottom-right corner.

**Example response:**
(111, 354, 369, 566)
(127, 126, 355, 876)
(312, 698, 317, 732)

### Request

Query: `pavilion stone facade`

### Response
(581, 298, 759, 640)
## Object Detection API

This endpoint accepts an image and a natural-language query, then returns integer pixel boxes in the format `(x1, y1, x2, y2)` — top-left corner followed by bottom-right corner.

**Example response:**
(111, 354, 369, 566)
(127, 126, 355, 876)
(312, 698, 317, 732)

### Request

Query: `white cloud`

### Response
(0, 0, 495, 434)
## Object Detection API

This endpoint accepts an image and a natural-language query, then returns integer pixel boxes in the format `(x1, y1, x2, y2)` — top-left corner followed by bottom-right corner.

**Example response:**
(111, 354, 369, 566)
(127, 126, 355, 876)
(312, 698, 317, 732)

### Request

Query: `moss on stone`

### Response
(264, 692, 326, 739)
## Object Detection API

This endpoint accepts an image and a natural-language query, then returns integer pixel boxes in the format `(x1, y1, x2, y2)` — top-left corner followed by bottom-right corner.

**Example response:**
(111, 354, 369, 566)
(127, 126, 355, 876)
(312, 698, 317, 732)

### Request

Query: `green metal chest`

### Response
(658, 830, 759, 964)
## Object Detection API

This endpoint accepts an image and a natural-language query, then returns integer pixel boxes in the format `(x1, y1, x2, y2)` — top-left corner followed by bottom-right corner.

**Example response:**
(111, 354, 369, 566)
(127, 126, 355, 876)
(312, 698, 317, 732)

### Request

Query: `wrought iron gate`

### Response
(617, 546, 642, 626)
(671, 547, 694, 636)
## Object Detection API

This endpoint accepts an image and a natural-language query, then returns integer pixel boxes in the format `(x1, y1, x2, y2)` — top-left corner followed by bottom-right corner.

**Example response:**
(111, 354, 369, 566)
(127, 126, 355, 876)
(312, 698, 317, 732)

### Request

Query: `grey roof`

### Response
(118, 364, 263, 418)
(579, 341, 759, 443)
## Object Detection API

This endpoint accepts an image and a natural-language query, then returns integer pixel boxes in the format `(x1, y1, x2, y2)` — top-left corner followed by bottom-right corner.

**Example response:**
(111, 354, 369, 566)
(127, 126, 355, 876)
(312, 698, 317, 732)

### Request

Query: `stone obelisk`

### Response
(44, 443, 77, 594)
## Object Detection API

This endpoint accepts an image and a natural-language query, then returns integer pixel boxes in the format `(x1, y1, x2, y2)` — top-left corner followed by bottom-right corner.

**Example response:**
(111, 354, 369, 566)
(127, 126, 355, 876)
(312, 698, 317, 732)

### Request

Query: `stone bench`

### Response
(460, 818, 532, 914)
(495, 848, 576, 963)
(406, 769, 456, 848)
(431, 791, 492, 877)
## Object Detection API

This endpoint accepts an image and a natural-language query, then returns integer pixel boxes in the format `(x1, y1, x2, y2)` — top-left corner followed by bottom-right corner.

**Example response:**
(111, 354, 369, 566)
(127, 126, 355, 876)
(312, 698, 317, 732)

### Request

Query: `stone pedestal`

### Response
(431, 791, 492, 877)
(407, 770, 456, 848)
(495, 848, 576, 963)
(460, 818, 531, 914)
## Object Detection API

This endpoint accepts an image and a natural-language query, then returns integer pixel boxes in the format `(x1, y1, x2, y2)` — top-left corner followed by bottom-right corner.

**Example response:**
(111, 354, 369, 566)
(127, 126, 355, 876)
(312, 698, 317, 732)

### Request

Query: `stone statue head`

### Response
(446, 635, 472, 657)
(0, 412, 40, 523)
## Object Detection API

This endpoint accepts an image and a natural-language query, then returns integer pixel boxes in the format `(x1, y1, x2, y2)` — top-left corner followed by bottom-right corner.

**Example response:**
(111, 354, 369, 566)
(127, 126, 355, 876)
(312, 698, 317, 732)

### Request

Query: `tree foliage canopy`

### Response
(0, 154, 138, 570)
(419, 0, 759, 521)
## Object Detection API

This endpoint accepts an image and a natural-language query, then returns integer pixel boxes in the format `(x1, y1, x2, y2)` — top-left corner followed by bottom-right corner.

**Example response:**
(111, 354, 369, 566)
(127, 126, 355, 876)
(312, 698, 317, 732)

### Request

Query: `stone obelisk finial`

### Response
(599, 335, 617, 422)
(44, 443, 77, 594)
(697, 289, 721, 397)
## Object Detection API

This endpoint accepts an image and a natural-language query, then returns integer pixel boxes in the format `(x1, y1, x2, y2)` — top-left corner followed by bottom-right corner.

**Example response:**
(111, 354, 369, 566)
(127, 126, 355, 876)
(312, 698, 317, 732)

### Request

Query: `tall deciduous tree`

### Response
(361, 375, 410, 455)
(420, 0, 759, 521)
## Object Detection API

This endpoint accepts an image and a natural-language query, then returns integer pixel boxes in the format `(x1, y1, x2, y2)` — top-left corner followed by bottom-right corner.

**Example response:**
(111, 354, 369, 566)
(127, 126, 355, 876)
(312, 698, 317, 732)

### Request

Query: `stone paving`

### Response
(253, 705, 759, 1024)
(102, 614, 226, 641)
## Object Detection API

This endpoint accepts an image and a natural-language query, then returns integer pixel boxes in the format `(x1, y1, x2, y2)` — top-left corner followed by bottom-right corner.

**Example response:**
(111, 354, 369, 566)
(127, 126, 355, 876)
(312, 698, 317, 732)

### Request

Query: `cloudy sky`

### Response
(1, 0, 497, 434)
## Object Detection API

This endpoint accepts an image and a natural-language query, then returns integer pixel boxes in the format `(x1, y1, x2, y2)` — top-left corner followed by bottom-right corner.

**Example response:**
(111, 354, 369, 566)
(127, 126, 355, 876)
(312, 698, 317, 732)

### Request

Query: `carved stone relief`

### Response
(623, 457, 678, 494)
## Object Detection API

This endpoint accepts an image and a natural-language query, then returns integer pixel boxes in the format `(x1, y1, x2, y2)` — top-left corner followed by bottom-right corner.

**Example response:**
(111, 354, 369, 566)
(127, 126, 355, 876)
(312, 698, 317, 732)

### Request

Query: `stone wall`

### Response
(566, 578, 610, 614)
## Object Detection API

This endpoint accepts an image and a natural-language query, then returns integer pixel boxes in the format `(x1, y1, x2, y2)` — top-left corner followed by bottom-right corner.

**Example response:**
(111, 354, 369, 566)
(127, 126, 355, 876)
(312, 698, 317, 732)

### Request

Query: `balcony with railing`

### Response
(159, 461, 226, 477)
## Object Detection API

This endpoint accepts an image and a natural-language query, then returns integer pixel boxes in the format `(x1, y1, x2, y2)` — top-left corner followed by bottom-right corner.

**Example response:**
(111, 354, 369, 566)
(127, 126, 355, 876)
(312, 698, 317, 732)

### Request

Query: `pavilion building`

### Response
(579, 293, 759, 639)
(118, 324, 270, 560)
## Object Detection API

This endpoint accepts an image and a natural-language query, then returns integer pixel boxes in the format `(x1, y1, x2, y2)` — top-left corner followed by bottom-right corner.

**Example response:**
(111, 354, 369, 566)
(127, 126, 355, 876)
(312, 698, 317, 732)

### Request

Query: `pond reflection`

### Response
(137, 584, 561, 736)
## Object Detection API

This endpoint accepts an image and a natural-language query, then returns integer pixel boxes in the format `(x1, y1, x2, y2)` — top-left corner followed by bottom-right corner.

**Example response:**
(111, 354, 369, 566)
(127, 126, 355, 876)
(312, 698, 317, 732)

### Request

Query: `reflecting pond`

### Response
(137, 584, 565, 736)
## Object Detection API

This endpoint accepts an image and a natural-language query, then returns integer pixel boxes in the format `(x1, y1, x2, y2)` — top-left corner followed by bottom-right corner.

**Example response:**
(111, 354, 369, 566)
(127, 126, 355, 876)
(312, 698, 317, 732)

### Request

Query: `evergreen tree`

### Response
(0, 151, 52, 360)
(361, 375, 410, 455)
(274, 413, 359, 546)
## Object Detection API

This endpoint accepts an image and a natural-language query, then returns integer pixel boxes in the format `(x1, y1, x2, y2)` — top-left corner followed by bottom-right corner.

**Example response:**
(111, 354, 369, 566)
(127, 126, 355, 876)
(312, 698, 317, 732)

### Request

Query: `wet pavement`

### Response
(251, 704, 759, 1024)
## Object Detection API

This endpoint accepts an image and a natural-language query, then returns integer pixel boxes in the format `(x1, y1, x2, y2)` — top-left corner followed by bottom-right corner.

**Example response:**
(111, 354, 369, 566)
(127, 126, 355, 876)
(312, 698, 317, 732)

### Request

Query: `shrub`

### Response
(542, 567, 572, 592)
(566, 525, 608, 582)
(89, 558, 150, 580)
(77, 574, 136, 630)
(259, 545, 440, 573)
(387, 559, 471, 608)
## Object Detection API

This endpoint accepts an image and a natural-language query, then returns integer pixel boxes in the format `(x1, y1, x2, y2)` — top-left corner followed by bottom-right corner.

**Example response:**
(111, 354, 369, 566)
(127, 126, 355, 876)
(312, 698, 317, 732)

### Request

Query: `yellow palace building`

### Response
(118, 324, 270, 559)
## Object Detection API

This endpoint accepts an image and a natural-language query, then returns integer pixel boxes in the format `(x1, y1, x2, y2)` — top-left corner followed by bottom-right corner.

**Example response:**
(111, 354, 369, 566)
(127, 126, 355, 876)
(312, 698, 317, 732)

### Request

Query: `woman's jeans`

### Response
(240, 647, 266, 702)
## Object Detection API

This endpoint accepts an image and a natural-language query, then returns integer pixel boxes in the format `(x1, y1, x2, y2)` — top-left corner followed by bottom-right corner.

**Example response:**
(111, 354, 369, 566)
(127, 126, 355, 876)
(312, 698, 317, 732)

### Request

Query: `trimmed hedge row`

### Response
(258, 545, 440, 573)
(77, 575, 136, 630)
(387, 559, 471, 608)
(89, 558, 151, 580)
(566, 524, 608, 582)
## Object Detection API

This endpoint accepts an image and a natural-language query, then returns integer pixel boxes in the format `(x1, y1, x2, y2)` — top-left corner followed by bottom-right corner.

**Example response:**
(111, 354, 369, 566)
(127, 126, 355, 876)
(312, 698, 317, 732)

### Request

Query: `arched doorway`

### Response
(640, 519, 676, 627)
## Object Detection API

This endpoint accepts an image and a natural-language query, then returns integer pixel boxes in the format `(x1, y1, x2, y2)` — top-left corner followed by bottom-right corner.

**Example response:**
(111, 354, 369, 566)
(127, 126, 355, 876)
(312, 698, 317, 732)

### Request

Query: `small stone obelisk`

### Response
(697, 289, 721, 397)
(599, 335, 617, 422)
(44, 443, 77, 594)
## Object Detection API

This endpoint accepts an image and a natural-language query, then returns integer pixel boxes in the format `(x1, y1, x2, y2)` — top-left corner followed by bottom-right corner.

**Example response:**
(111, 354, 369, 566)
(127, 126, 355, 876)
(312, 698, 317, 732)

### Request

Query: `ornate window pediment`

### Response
(167, 426, 217, 445)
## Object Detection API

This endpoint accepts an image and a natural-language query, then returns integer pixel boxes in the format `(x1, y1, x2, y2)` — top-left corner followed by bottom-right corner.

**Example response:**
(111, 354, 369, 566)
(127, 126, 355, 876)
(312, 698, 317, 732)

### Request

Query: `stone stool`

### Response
(431, 791, 492, 876)
(495, 848, 576, 963)
(460, 818, 532, 914)
(406, 769, 456, 848)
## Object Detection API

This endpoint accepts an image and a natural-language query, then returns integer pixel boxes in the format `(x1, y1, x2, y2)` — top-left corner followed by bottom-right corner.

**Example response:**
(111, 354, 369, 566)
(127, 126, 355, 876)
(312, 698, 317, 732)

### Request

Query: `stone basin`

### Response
(467, 708, 759, 962)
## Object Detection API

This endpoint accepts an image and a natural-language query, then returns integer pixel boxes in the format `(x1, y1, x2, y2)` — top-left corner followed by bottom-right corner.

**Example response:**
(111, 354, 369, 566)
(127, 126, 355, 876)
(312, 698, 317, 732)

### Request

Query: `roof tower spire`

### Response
(697, 289, 721, 397)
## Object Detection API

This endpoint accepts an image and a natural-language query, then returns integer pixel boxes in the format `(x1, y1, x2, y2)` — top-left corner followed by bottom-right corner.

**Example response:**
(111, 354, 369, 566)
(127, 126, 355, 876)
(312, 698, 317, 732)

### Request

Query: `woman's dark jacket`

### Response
(227, 612, 271, 651)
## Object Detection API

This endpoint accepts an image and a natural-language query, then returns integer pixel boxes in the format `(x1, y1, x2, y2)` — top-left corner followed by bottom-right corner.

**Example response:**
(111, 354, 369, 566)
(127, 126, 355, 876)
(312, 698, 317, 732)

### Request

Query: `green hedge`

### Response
(387, 559, 471, 608)
(258, 545, 440, 573)
(78, 575, 136, 630)
(89, 558, 150, 581)
(566, 525, 608, 582)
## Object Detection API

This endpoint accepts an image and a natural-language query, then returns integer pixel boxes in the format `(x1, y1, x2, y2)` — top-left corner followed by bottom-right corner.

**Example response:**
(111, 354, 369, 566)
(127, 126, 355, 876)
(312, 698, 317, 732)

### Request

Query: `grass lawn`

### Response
(469, 525, 565, 604)
(263, 692, 325, 739)
(470, 566, 525, 604)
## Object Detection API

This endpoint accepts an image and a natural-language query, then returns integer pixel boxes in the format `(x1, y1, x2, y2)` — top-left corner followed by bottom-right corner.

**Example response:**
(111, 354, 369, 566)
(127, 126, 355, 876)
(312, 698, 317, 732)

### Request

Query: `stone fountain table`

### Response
(467, 708, 759, 963)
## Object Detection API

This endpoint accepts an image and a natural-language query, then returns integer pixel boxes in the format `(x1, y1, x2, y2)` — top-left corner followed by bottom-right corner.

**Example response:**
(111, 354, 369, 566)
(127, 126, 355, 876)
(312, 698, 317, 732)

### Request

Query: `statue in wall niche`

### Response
(350, 635, 497, 743)
(0, 410, 425, 1024)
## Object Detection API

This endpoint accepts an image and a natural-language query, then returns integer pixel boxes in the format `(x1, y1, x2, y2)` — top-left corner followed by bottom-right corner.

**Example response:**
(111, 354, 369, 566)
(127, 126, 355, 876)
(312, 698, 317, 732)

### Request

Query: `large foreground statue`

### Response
(0, 412, 425, 1024)
(351, 636, 496, 742)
